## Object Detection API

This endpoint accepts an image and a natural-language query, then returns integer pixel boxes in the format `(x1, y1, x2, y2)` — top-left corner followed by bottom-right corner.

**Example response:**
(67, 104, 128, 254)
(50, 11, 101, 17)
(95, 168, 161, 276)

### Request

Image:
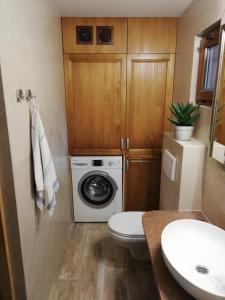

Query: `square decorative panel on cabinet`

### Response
(76, 26, 93, 44)
(62, 18, 127, 53)
(97, 26, 113, 45)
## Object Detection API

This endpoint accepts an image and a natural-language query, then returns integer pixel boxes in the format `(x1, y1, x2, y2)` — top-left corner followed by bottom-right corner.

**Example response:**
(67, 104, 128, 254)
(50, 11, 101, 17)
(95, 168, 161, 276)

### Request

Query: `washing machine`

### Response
(71, 156, 123, 222)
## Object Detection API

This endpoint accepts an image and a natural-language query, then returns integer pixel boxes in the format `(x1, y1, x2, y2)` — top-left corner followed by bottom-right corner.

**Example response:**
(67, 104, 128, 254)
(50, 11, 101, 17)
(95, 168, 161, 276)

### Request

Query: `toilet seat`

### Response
(108, 211, 145, 238)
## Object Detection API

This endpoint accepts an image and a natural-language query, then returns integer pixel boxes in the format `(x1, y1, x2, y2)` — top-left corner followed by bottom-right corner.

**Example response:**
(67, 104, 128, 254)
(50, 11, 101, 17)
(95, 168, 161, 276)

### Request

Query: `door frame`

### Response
(0, 188, 14, 300)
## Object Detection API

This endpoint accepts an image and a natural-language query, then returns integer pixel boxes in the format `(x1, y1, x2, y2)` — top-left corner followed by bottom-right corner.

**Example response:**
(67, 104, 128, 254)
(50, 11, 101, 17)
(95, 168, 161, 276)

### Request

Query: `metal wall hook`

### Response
(25, 89, 36, 101)
(16, 89, 24, 102)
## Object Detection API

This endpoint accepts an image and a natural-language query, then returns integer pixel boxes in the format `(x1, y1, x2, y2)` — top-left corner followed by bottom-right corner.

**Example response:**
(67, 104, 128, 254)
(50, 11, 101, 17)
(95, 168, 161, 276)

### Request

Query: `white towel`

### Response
(31, 99, 59, 217)
(212, 141, 225, 164)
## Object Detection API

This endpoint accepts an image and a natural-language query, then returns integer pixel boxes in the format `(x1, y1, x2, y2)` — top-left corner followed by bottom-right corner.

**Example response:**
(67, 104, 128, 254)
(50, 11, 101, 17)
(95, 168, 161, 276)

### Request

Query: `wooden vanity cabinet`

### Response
(124, 155, 161, 211)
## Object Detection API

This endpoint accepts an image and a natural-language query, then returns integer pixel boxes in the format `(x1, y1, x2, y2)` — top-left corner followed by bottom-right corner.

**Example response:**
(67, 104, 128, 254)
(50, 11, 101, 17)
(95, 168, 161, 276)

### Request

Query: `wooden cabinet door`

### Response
(126, 54, 175, 155)
(64, 54, 126, 155)
(128, 18, 177, 54)
(124, 156, 161, 211)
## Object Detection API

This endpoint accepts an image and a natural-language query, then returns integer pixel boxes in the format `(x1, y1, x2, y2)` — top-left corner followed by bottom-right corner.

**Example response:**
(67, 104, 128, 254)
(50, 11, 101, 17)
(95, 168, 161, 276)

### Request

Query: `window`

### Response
(196, 26, 220, 106)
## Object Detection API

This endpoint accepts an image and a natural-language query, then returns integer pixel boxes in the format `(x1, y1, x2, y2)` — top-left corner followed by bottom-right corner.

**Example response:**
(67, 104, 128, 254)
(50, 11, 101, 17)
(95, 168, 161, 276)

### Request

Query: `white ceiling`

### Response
(53, 0, 194, 17)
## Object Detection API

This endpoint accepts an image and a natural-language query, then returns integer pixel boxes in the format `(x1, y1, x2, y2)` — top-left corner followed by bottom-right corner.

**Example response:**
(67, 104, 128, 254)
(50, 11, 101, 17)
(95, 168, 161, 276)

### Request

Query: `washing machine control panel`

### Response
(92, 159, 103, 166)
(92, 158, 122, 168)
(71, 156, 122, 169)
(108, 158, 122, 168)
(108, 160, 113, 166)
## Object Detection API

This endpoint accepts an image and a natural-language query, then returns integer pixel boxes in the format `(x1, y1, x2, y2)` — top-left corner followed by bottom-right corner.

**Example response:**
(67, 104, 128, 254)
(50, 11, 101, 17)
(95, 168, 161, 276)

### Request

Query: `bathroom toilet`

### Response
(108, 211, 149, 260)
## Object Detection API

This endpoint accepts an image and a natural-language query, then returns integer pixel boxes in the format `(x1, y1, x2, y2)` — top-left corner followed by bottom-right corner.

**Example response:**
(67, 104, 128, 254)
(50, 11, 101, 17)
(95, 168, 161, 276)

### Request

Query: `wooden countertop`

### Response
(142, 211, 206, 300)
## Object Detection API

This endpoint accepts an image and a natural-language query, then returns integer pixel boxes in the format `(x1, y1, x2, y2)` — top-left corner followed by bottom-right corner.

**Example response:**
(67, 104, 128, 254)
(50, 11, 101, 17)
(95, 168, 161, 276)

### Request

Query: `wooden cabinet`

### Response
(126, 54, 175, 155)
(62, 17, 177, 54)
(63, 17, 177, 211)
(62, 18, 127, 53)
(64, 53, 174, 155)
(124, 54, 174, 210)
(128, 18, 177, 53)
(64, 53, 126, 155)
(124, 156, 161, 211)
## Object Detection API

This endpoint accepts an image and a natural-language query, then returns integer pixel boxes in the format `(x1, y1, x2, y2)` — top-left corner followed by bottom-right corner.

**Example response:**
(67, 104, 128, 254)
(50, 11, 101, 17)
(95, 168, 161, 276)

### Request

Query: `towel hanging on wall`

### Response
(30, 99, 59, 217)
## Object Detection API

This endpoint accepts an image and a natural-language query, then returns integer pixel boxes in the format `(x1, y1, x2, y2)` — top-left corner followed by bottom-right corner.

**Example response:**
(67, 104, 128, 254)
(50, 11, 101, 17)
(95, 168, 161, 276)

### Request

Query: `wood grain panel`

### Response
(196, 26, 220, 105)
(126, 54, 175, 155)
(128, 18, 177, 54)
(0, 189, 13, 300)
(48, 223, 158, 299)
(62, 18, 127, 53)
(124, 155, 161, 211)
(215, 51, 225, 144)
(64, 53, 126, 155)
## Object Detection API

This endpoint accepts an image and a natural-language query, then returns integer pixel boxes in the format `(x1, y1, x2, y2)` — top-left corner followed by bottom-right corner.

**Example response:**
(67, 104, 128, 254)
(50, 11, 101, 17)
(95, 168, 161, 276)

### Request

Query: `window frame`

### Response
(196, 26, 220, 106)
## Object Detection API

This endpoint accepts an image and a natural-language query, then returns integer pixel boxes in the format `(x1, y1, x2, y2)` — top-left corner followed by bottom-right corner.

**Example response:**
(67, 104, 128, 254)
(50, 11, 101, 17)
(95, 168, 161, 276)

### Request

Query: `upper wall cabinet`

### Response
(128, 18, 177, 53)
(62, 17, 127, 53)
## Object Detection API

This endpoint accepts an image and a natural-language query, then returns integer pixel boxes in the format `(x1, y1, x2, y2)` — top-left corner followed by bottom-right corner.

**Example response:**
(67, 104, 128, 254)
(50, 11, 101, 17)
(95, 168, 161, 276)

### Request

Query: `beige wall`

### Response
(174, 0, 225, 228)
(0, 1, 72, 299)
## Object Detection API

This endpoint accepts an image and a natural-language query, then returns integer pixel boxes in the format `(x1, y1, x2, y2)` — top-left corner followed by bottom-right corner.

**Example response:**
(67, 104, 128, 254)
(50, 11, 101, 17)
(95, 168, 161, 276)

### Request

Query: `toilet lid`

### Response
(108, 212, 145, 237)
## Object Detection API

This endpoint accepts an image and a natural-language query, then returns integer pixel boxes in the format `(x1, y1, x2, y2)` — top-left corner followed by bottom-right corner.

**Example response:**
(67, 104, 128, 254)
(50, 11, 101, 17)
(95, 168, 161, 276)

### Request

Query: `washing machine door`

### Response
(78, 171, 118, 207)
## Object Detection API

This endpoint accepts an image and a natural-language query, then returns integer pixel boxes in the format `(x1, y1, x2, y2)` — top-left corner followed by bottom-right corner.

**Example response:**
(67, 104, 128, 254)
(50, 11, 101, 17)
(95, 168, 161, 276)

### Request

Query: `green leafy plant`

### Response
(168, 102, 200, 126)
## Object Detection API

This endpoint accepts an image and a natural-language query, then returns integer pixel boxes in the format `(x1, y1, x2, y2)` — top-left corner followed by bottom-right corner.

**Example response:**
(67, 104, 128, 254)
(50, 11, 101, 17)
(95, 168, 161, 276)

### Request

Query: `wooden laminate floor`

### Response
(48, 223, 159, 300)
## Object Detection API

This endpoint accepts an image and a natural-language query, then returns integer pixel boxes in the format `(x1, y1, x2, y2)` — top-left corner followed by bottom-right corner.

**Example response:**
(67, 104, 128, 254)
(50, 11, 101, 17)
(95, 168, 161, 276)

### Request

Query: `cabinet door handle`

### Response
(126, 138, 130, 150)
(126, 160, 129, 172)
(121, 138, 124, 150)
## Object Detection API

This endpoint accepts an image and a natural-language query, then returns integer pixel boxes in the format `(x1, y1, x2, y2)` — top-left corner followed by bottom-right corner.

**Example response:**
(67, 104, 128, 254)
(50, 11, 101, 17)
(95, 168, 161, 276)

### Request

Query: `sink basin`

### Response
(161, 219, 225, 300)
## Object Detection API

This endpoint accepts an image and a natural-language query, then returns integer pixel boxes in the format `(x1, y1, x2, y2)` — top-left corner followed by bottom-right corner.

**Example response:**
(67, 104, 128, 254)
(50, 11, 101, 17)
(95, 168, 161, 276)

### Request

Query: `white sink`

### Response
(161, 219, 225, 300)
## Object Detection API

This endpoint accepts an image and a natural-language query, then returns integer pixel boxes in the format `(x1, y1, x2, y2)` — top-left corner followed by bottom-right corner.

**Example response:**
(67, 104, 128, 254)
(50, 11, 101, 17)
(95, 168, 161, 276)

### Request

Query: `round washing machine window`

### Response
(78, 171, 118, 207)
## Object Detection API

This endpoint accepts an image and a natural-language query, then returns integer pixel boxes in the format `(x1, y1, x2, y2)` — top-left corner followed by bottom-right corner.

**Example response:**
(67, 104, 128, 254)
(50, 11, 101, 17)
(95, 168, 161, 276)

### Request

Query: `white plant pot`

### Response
(175, 126, 194, 141)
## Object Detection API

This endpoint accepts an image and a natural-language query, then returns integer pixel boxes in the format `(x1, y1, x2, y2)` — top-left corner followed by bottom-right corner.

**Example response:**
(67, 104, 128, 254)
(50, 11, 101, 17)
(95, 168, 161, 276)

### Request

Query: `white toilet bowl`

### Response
(108, 211, 149, 260)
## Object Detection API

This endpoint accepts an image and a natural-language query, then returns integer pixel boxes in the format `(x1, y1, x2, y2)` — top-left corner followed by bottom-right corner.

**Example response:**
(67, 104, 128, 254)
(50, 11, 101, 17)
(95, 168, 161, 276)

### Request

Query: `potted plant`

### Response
(168, 102, 200, 141)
